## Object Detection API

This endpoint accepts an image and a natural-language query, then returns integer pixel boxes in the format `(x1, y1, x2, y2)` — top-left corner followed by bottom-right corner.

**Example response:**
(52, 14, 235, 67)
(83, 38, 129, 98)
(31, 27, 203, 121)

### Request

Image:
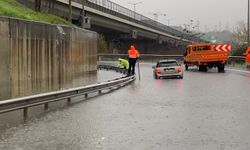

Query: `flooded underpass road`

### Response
(1, 63, 250, 150)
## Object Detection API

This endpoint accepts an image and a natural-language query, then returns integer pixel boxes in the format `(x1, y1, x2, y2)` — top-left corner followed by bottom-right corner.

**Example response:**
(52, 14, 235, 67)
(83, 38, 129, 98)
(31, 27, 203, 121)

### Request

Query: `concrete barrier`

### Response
(0, 16, 97, 100)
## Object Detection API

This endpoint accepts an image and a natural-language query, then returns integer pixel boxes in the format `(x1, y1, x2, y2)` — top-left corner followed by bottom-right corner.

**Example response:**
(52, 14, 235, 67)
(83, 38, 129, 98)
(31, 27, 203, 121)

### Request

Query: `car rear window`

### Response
(157, 61, 178, 67)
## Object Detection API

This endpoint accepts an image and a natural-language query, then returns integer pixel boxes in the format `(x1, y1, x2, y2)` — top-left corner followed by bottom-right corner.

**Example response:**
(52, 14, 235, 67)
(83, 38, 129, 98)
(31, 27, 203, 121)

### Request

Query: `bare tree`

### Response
(69, 0, 72, 22)
(48, 0, 55, 9)
(35, 0, 42, 12)
(98, 34, 108, 53)
(233, 21, 247, 44)
(231, 21, 248, 55)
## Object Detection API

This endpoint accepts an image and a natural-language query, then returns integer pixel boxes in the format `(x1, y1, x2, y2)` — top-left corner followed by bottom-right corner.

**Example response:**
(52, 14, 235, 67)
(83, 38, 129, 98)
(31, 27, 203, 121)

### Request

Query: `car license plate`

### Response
(165, 70, 174, 73)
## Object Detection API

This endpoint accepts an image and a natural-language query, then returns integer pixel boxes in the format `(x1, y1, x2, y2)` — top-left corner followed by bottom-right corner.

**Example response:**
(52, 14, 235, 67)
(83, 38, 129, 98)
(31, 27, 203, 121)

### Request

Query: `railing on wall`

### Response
(98, 53, 184, 63)
(227, 56, 246, 67)
(98, 54, 248, 67)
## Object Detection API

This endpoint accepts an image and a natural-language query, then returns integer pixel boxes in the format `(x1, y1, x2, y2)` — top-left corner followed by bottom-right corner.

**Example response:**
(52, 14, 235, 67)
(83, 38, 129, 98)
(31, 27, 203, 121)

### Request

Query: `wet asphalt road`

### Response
(1, 63, 250, 150)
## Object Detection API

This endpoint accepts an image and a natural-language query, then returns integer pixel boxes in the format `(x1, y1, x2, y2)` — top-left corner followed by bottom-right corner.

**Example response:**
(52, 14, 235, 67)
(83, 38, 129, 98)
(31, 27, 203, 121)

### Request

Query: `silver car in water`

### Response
(152, 59, 183, 79)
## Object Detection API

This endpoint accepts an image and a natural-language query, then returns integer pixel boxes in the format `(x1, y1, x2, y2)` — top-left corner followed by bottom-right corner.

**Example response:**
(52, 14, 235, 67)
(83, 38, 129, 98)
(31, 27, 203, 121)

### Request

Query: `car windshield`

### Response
(157, 61, 178, 67)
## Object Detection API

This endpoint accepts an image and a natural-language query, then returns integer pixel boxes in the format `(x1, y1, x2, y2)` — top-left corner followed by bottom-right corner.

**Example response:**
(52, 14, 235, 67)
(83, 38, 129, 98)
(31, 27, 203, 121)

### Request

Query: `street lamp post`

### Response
(127, 1, 143, 19)
(165, 18, 174, 26)
(248, 0, 250, 46)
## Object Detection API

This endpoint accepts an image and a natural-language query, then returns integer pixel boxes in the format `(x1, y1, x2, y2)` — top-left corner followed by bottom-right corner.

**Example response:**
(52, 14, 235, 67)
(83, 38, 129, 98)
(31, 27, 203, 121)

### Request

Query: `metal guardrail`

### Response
(228, 56, 246, 59)
(0, 65, 135, 120)
(98, 64, 128, 74)
(227, 56, 246, 67)
(98, 54, 248, 67)
(98, 54, 246, 60)
(98, 53, 184, 63)
(98, 54, 183, 57)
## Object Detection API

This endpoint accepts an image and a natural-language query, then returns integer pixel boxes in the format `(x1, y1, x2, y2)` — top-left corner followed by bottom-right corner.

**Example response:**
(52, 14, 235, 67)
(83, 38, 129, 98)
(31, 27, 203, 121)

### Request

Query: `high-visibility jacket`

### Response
(244, 47, 250, 63)
(246, 55, 250, 63)
(117, 58, 129, 69)
(128, 45, 140, 58)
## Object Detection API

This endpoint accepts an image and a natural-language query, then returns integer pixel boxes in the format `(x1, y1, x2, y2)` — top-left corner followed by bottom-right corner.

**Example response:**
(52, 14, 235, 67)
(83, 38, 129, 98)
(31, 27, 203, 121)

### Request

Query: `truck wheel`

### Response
(218, 64, 225, 72)
(185, 64, 189, 70)
(199, 65, 207, 72)
(198, 65, 202, 71)
(204, 66, 208, 72)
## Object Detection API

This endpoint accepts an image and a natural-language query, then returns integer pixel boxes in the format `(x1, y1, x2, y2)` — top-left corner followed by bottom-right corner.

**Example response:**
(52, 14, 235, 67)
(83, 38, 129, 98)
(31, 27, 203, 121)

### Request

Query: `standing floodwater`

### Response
(1, 63, 250, 150)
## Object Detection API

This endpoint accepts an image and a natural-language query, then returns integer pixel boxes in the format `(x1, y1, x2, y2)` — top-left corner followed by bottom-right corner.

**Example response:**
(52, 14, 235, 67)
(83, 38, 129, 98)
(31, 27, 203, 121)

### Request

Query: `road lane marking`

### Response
(226, 68, 250, 74)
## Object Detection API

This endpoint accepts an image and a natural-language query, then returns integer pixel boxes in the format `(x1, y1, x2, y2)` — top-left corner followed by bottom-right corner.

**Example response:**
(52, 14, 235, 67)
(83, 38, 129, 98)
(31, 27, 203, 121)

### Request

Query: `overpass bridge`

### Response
(19, 0, 203, 54)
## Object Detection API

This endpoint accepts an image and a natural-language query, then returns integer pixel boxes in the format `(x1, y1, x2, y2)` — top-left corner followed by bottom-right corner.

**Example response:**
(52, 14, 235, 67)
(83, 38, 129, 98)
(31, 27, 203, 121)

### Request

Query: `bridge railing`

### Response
(82, 0, 201, 42)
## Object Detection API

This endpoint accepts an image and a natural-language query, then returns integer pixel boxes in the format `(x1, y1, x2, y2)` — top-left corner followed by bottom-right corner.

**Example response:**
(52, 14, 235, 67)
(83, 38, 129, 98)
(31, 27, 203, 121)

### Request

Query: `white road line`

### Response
(226, 68, 250, 74)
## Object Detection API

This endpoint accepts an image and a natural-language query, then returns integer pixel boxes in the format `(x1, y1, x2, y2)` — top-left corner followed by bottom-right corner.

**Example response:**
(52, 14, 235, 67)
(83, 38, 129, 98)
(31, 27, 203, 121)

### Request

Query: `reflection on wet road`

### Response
(1, 63, 250, 150)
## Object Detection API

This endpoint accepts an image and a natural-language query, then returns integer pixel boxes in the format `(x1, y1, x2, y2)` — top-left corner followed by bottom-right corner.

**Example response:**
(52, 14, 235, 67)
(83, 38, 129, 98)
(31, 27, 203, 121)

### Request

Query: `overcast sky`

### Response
(110, 0, 247, 32)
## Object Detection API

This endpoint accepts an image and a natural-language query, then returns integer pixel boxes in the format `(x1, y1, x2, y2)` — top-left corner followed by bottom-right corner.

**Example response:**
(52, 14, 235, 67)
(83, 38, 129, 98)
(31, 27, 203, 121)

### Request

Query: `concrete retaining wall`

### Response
(0, 17, 97, 100)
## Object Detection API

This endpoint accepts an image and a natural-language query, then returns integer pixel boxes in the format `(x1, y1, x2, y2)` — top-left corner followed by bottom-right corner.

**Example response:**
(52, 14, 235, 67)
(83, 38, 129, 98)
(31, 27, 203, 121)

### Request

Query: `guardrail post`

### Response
(85, 93, 88, 98)
(67, 98, 71, 104)
(99, 90, 102, 94)
(23, 108, 28, 120)
(45, 103, 49, 111)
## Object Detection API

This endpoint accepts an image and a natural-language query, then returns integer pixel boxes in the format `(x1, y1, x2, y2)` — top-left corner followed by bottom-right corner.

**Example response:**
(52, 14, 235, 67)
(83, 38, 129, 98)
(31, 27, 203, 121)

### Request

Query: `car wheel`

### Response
(154, 73, 159, 79)
(217, 64, 225, 72)
(179, 75, 183, 79)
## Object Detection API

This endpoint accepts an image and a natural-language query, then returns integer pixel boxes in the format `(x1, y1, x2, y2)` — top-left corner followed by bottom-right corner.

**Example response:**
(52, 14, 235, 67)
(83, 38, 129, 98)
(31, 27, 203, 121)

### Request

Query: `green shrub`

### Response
(0, 0, 72, 26)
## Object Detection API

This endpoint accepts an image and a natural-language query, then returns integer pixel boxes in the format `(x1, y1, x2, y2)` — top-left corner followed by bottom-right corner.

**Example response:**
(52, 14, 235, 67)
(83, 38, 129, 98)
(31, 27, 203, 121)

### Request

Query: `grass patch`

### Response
(0, 0, 72, 26)
(227, 61, 247, 68)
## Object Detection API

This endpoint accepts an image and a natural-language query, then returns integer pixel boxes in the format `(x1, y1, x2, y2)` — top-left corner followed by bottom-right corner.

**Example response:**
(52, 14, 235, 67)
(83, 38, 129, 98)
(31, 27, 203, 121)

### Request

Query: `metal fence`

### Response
(227, 56, 246, 68)
(98, 54, 248, 67)
(98, 53, 184, 63)
(0, 65, 135, 120)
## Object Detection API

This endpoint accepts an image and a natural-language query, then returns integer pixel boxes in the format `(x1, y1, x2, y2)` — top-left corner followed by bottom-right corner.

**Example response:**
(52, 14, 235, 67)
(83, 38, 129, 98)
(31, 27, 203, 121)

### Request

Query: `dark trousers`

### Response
(128, 58, 137, 75)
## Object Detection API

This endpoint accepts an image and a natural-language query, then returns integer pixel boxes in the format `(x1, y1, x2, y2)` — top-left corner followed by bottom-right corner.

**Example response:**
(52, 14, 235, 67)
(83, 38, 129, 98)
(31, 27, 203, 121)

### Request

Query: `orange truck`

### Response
(184, 43, 230, 72)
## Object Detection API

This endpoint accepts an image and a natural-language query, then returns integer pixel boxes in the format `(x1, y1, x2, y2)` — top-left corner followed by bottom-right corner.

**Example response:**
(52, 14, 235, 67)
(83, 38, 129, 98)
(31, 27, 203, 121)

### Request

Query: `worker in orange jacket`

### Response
(244, 47, 250, 68)
(128, 45, 140, 76)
